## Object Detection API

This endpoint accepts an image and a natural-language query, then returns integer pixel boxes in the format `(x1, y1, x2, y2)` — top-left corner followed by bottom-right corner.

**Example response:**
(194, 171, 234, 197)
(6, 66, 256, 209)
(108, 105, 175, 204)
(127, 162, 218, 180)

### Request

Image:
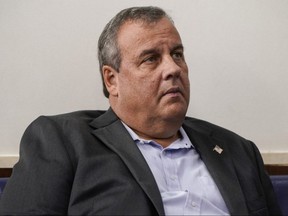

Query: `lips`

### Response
(163, 86, 182, 96)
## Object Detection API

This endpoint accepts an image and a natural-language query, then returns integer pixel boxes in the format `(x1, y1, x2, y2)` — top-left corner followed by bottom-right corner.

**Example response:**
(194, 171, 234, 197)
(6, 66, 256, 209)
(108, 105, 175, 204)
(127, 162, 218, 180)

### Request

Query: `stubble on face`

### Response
(109, 18, 190, 141)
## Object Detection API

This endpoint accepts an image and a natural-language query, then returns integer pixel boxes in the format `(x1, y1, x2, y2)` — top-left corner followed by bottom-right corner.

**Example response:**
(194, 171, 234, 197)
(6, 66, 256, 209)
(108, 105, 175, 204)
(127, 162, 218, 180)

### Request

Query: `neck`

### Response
(133, 128, 181, 148)
(109, 100, 186, 147)
(120, 113, 184, 148)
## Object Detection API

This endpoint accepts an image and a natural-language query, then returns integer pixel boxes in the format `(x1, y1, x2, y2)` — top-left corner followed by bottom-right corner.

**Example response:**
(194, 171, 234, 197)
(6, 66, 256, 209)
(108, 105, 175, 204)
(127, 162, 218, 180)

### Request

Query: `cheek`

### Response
(144, 76, 161, 91)
(135, 80, 160, 105)
(181, 75, 190, 98)
(185, 78, 190, 91)
(133, 72, 158, 88)
(118, 67, 161, 98)
(137, 78, 157, 96)
(118, 76, 143, 99)
(182, 72, 190, 87)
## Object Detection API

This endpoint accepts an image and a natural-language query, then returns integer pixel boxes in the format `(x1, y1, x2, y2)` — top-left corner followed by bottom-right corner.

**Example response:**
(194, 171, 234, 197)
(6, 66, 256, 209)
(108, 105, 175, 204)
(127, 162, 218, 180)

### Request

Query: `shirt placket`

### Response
(161, 150, 181, 191)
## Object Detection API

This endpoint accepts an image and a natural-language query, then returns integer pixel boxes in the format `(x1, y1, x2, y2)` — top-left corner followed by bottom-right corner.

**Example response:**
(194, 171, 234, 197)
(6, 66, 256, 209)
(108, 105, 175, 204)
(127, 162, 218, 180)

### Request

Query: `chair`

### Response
(270, 175, 288, 215)
(0, 177, 8, 199)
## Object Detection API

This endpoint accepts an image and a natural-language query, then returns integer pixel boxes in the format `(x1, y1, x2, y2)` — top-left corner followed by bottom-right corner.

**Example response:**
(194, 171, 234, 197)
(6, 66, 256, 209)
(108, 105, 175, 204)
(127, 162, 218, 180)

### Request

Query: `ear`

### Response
(102, 65, 119, 97)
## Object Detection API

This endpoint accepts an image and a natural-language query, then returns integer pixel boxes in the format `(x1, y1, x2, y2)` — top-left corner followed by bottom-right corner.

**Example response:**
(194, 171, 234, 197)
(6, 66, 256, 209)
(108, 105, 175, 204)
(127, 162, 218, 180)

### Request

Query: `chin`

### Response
(162, 105, 188, 120)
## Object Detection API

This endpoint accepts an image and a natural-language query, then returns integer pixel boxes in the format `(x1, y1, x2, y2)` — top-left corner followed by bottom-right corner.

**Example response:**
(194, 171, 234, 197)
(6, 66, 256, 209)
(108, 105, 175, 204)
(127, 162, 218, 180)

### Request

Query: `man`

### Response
(0, 6, 281, 215)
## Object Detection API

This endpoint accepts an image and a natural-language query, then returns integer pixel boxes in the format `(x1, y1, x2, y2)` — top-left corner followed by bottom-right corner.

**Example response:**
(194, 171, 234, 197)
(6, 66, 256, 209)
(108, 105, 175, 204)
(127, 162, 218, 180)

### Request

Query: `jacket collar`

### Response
(89, 108, 165, 215)
(90, 109, 248, 215)
(183, 120, 249, 215)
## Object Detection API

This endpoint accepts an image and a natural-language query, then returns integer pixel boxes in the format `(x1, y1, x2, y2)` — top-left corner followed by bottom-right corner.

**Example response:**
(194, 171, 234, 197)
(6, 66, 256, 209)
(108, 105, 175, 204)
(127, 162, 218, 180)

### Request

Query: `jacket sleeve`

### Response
(0, 116, 74, 215)
(250, 141, 282, 215)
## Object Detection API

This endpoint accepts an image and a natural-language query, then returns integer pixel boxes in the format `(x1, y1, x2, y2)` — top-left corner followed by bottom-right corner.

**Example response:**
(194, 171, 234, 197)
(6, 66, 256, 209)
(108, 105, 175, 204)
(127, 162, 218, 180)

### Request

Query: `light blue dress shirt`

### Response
(123, 123, 230, 215)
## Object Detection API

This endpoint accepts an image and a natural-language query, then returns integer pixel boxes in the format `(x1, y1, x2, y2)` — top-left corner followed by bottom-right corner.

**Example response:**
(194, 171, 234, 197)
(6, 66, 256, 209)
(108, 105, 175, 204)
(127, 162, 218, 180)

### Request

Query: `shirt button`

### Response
(191, 202, 197, 207)
(170, 175, 177, 180)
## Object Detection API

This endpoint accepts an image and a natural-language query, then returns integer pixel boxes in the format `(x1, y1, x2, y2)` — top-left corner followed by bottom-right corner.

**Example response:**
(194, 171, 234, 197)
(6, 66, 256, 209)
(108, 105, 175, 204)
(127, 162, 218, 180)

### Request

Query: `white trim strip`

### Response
(261, 152, 288, 165)
(0, 156, 19, 168)
(0, 152, 288, 168)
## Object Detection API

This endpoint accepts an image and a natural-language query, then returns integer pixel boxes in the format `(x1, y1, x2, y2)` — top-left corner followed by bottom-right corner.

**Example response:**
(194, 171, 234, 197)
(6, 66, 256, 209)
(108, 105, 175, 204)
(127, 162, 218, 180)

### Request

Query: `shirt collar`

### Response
(122, 122, 194, 149)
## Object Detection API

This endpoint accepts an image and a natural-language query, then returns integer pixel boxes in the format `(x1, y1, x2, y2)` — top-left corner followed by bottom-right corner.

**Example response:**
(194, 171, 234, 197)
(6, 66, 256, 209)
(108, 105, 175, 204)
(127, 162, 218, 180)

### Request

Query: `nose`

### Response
(162, 55, 181, 80)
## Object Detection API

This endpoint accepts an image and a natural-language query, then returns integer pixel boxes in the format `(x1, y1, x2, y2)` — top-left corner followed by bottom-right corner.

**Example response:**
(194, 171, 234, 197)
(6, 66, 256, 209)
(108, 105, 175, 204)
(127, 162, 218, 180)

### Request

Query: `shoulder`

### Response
(31, 110, 106, 125)
(45, 110, 106, 121)
(24, 110, 107, 137)
(184, 116, 245, 140)
(21, 110, 108, 162)
(183, 116, 258, 154)
(184, 116, 260, 160)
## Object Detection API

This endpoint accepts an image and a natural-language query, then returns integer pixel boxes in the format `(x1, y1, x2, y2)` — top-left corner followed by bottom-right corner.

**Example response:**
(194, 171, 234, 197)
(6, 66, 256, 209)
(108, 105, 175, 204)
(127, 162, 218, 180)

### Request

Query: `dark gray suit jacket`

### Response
(0, 108, 281, 215)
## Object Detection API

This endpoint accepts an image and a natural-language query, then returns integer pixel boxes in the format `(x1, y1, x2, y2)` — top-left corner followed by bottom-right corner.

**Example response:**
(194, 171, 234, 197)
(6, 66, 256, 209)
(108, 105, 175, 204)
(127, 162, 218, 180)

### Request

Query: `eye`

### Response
(172, 51, 184, 60)
(142, 55, 159, 64)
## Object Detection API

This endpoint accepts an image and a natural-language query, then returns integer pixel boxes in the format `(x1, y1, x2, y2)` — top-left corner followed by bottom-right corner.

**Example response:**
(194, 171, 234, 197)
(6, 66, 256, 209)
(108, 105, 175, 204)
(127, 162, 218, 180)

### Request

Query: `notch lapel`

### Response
(183, 123, 249, 215)
(89, 109, 165, 215)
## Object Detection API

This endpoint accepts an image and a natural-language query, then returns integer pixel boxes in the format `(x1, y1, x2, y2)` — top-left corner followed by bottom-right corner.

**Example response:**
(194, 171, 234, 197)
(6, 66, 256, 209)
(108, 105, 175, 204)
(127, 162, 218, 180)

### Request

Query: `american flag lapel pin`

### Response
(213, 145, 223, 154)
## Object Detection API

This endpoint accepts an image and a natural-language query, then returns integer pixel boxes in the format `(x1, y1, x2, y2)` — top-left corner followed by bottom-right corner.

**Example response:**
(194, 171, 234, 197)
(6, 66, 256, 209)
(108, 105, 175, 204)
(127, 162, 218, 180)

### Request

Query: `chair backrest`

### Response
(0, 178, 9, 199)
(270, 175, 288, 215)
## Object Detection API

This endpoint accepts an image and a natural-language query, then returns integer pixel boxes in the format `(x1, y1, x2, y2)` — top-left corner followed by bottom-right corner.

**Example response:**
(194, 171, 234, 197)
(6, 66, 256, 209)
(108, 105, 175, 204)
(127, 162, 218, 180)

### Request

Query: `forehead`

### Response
(117, 18, 182, 54)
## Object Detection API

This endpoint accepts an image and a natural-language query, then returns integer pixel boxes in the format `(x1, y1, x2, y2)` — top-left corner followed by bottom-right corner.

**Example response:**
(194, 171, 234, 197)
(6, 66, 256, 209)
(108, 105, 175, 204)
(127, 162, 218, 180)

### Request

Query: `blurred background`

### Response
(0, 0, 287, 165)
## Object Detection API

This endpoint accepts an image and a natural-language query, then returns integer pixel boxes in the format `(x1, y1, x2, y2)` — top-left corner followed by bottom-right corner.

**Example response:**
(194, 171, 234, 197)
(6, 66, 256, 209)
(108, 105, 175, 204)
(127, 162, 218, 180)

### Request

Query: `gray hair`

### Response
(98, 6, 173, 97)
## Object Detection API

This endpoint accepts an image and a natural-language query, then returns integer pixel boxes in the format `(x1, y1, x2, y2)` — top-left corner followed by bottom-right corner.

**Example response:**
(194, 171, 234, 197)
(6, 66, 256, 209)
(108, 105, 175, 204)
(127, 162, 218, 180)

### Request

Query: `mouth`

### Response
(163, 86, 183, 97)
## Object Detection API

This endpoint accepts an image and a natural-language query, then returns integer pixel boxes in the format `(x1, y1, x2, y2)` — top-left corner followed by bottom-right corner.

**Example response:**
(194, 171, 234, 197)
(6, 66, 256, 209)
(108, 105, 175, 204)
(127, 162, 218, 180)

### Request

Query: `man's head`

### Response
(98, 6, 190, 142)
(98, 6, 172, 98)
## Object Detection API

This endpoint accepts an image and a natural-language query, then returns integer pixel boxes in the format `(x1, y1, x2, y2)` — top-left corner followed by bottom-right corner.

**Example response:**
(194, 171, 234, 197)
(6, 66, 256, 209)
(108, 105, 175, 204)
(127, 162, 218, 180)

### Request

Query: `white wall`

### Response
(1, 0, 287, 160)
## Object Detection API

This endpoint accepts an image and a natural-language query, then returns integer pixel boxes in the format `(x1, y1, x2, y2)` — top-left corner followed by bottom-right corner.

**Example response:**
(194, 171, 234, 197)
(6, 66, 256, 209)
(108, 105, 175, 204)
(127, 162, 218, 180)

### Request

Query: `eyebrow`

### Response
(138, 48, 159, 60)
(172, 44, 184, 52)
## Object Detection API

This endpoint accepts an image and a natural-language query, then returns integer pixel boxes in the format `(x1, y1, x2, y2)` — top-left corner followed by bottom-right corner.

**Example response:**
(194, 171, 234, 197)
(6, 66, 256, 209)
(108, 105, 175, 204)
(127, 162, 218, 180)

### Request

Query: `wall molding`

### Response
(0, 152, 288, 168)
(261, 152, 288, 165)
(0, 156, 19, 168)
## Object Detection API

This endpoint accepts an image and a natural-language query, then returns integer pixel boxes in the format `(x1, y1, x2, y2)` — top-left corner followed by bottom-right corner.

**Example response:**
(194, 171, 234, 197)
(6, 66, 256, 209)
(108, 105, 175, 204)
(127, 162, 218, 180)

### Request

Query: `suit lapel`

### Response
(183, 123, 249, 215)
(89, 109, 165, 215)
(89, 109, 249, 215)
